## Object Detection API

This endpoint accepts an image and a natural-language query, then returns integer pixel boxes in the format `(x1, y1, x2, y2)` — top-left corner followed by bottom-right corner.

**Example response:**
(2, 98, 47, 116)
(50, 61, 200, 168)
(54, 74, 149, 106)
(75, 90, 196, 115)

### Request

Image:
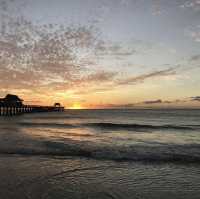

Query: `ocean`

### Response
(0, 109, 200, 199)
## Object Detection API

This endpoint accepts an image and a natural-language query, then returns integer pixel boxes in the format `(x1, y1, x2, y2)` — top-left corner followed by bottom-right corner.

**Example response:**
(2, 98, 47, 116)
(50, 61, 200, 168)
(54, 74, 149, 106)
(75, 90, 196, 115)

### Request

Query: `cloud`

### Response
(0, 10, 103, 92)
(89, 103, 136, 109)
(140, 99, 187, 105)
(190, 54, 200, 61)
(90, 98, 189, 108)
(187, 26, 200, 43)
(69, 67, 178, 95)
(190, 30, 200, 43)
(74, 86, 114, 95)
(0, 3, 140, 97)
(71, 66, 179, 95)
(95, 41, 137, 58)
(39, 70, 117, 95)
(116, 67, 176, 86)
(142, 99, 162, 104)
(180, 0, 200, 11)
(78, 71, 117, 83)
(0, 0, 198, 106)
(191, 96, 200, 101)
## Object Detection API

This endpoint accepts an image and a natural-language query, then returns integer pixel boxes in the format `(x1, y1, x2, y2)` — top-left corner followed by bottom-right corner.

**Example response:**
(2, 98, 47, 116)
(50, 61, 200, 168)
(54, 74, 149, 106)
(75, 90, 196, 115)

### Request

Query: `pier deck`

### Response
(0, 94, 64, 116)
(0, 105, 64, 116)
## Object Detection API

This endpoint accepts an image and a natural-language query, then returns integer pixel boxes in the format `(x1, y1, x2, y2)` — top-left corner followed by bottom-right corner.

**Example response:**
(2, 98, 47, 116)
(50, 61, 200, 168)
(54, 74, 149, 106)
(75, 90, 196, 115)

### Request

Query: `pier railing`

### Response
(0, 105, 64, 116)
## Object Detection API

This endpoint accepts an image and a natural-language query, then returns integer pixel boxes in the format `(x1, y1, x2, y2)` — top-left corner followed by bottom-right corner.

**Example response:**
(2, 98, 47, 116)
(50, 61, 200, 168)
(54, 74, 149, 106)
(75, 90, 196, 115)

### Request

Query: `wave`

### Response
(18, 122, 196, 131)
(24, 115, 91, 120)
(85, 122, 195, 131)
(19, 122, 77, 128)
(1, 141, 200, 164)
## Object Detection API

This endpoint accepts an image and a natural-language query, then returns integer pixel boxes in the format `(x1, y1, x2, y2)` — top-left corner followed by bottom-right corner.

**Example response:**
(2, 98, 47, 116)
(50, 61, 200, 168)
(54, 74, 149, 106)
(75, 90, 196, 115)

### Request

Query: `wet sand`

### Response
(0, 155, 200, 199)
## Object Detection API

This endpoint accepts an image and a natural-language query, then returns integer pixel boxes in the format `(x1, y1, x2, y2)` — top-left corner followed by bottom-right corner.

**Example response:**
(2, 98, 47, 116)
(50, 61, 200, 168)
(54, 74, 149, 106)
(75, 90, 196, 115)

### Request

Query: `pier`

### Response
(0, 94, 64, 116)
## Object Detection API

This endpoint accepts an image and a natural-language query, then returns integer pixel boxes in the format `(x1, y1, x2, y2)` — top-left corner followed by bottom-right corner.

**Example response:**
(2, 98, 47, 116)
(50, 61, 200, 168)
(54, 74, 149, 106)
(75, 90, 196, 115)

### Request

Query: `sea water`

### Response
(0, 109, 200, 198)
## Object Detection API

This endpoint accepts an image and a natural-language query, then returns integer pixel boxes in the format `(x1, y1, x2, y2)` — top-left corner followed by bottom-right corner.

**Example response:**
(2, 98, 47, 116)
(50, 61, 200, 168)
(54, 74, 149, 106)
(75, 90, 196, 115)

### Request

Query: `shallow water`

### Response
(0, 109, 200, 198)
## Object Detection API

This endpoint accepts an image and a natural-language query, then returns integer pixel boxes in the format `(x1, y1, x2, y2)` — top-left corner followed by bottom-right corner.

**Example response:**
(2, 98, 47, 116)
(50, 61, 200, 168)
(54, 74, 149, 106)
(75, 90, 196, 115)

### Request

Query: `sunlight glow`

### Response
(69, 103, 83, 109)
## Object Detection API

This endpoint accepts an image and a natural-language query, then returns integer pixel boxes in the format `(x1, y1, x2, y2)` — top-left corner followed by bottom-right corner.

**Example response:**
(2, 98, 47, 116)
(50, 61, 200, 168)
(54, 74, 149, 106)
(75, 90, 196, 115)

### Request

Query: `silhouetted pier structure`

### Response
(0, 94, 64, 116)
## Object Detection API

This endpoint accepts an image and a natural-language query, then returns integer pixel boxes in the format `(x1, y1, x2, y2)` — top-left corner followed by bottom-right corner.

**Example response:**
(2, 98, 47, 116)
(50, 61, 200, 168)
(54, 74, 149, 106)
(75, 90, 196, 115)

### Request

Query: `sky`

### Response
(0, 0, 200, 108)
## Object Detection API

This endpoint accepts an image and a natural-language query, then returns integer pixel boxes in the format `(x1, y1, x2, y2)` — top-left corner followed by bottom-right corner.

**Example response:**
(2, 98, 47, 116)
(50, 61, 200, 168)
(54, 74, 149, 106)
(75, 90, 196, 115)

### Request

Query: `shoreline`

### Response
(0, 154, 200, 199)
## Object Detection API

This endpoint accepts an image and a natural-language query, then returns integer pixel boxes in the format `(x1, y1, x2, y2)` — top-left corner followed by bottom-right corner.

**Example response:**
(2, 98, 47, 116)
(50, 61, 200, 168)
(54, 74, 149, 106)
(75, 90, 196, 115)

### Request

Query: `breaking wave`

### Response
(85, 122, 195, 131)
(18, 122, 196, 131)
(1, 141, 200, 164)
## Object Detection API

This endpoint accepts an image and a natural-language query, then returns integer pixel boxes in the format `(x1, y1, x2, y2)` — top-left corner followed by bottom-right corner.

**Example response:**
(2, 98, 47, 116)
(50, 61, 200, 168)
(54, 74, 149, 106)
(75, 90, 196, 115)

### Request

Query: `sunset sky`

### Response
(0, 0, 200, 108)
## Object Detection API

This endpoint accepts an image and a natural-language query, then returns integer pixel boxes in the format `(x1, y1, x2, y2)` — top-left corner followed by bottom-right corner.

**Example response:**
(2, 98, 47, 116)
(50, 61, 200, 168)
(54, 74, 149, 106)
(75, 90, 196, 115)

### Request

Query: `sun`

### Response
(69, 103, 83, 109)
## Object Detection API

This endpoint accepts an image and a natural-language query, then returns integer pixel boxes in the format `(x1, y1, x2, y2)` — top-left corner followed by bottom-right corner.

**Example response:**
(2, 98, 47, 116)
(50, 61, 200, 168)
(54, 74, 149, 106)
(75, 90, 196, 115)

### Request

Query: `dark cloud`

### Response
(92, 97, 189, 108)
(139, 98, 188, 105)
(143, 99, 162, 104)
(191, 96, 200, 101)
(163, 100, 173, 104)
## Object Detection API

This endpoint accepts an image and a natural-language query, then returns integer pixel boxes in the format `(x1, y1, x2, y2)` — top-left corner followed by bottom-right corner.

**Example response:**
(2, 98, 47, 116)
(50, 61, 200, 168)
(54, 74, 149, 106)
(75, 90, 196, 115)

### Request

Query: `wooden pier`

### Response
(0, 94, 64, 116)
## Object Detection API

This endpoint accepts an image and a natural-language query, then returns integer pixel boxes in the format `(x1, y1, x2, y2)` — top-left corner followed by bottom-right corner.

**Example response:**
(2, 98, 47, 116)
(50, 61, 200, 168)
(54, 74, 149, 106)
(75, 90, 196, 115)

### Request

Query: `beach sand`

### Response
(0, 154, 200, 199)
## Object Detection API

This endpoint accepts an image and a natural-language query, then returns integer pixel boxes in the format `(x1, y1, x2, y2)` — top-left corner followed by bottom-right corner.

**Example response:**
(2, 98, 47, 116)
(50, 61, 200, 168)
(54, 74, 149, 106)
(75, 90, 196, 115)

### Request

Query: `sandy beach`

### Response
(0, 154, 200, 199)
